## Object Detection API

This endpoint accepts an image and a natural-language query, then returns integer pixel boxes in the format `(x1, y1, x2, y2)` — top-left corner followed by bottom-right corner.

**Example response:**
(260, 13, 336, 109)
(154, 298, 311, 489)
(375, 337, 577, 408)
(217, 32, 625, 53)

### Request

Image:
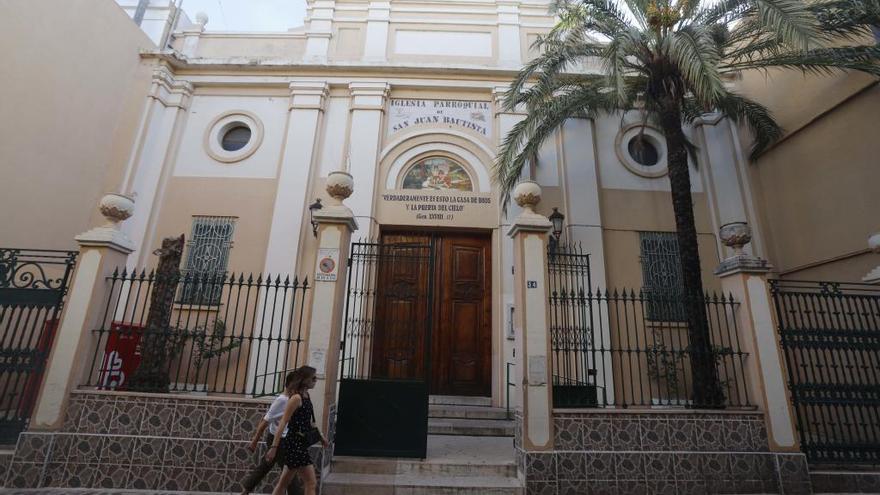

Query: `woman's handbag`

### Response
(296, 406, 323, 446)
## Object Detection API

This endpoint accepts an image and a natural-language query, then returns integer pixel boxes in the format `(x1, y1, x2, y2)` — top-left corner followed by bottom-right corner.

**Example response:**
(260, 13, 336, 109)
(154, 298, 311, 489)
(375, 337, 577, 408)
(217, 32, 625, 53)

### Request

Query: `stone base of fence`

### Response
(514, 409, 812, 494)
(810, 470, 880, 494)
(2, 390, 329, 493)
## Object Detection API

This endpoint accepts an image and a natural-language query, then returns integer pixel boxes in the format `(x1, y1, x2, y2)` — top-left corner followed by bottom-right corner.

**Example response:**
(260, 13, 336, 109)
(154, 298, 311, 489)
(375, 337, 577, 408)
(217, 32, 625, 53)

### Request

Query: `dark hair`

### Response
(289, 366, 317, 393)
(284, 371, 298, 389)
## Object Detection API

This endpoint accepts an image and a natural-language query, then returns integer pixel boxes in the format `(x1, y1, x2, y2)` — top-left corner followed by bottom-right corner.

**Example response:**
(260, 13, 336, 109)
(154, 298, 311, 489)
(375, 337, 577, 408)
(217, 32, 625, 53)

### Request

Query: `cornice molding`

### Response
(289, 81, 330, 111)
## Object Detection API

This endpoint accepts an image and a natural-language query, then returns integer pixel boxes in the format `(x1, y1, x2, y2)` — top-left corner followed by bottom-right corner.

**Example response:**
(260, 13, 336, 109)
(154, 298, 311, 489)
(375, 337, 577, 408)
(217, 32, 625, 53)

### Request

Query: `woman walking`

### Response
(265, 365, 327, 495)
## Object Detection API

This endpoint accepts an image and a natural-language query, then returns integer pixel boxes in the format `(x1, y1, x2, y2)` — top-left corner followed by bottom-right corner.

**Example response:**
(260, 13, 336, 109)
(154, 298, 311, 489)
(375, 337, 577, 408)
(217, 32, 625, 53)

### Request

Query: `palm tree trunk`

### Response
(658, 108, 725, 408)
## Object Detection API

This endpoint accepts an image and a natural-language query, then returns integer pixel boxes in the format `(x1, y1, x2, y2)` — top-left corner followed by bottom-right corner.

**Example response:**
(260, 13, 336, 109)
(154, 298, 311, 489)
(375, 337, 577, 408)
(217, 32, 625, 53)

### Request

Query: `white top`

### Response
(264, 393, 289, 437)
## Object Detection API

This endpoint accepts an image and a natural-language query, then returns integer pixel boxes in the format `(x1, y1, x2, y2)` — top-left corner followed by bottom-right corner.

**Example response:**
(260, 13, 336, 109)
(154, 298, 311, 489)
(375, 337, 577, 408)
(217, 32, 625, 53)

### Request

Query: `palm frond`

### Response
(668, 25, 725, 103)
(722, 45, 880, 77)
(495, 84, 615, 209)
(809, 0, 880, 41)
(752, 0, 820, 50)
(712, 92, 783, 159)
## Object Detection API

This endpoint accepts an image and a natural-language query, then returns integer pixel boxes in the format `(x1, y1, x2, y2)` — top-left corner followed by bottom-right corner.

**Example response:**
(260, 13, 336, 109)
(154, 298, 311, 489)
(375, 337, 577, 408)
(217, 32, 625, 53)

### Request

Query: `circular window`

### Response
(615, 124, 668, 178)
(204, 111, 264, 163)
(627, 135, 659, 166)
(220, 125, 252, 152)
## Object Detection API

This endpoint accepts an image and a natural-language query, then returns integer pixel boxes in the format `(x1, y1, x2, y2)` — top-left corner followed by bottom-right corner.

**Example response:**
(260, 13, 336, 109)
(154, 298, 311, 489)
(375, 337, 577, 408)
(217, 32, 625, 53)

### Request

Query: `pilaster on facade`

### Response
(289, 81, 331, 111)
(497, 0, 523, 68)
(363, 1, 391, 62)
(305, 0, 337, 62)
(349, 81, 391, 111)
(492, 85, 526, 116)
(149, 66, 194, 110)
(177, 13, 207, 57)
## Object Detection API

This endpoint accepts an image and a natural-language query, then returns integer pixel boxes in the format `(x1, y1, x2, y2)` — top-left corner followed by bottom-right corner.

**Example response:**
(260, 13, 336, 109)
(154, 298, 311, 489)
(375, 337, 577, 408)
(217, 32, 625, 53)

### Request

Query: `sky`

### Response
(179, 0, 307, 31)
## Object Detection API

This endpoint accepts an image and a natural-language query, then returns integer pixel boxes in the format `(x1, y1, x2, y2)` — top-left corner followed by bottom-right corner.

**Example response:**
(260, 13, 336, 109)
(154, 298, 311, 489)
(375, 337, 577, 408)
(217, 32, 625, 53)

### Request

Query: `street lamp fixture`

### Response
(308, 198, 323, 237)
(548, 207, 565, 252)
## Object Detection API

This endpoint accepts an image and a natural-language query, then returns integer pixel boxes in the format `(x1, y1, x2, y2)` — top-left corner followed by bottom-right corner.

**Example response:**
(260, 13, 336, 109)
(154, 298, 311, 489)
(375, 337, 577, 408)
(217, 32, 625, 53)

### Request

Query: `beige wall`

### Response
(147, 178, 277, 275)
(737, 73, 879, 281)
(0, 0, 155, 250)
(600, 189, 722, 291)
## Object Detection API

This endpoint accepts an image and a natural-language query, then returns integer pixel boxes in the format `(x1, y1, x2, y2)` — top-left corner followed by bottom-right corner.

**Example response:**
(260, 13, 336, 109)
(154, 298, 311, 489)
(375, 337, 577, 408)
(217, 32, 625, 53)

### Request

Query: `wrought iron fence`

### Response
(0, 248, 77, 442)
(771, 279, 880, 466)
(548, 245, 750, 408)
(82, 269, 309, 397)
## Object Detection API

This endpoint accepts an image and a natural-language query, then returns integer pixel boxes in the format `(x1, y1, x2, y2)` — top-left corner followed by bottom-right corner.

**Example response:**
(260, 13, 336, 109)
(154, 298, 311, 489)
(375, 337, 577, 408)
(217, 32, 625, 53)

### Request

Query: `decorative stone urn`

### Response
(326, 171, 354, 205)
(719, 221, 752, 256)
(869, 232, 880, 254)
(513, 180, 542, 213)
(99, 193, 135, 229)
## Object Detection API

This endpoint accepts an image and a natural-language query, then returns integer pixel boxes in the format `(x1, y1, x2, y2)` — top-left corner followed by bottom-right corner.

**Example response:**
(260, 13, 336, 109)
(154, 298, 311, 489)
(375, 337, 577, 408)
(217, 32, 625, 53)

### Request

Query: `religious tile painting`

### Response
(402, 157, 473, 191)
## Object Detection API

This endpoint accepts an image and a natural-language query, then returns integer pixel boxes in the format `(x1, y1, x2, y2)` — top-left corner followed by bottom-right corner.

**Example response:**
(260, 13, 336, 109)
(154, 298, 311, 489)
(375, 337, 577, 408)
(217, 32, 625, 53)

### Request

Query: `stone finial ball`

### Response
(513, 180, 542, 209)
(99, 193, 135, 224)
(195, 12, 209, 26)
(719, 222, 752, 251)
(326, 171, 354, 201)
(869, 232, 880, 254)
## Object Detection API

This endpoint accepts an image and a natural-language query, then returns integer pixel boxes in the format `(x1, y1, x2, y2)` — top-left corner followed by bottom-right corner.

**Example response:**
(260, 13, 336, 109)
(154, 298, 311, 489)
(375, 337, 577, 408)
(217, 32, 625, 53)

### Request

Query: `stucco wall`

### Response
(737, 71, 879, 280)
(0, 0, 155, 250)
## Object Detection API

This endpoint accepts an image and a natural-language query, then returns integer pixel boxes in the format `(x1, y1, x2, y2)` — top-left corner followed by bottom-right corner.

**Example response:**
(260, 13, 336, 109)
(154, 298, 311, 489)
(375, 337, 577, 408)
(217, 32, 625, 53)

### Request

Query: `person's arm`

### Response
(266, 394, 301, 462)
(249, 419, 268, 452)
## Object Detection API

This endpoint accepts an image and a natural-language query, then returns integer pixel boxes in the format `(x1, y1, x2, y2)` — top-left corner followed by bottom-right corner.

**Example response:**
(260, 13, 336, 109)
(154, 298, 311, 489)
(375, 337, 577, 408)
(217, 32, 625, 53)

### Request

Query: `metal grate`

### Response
(639, 231, 685, 321)
(178, 216, 236, 305)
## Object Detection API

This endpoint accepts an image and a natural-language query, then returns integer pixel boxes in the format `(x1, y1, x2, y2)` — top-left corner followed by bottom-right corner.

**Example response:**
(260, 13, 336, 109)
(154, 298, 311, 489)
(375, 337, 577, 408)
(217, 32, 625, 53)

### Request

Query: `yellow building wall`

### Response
(600, 189, 722, 292)
(0, 0, 155, 249)
(737, 71, 879, 281)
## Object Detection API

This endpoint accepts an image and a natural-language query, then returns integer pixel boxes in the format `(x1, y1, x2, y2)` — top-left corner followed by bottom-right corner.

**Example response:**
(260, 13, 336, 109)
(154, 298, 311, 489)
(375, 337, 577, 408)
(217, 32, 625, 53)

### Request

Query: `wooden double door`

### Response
(374, 230, 492, 397)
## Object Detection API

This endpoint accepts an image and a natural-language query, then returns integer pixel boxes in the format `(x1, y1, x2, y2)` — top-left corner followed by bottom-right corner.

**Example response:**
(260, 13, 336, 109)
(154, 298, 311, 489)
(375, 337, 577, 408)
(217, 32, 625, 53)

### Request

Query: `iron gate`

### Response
(771, 279, 880, 465)
(0, 248, 77, 443)
(334, 239, 435, 458)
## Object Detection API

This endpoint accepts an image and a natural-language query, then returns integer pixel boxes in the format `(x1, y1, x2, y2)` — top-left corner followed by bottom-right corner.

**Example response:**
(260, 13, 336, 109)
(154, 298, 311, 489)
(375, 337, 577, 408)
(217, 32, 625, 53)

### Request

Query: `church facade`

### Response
(1, 0, 879, 493)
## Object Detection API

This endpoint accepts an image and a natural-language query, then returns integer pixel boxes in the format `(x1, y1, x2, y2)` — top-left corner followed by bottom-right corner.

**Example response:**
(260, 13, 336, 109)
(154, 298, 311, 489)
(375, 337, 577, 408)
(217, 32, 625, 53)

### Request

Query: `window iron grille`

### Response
(178, 216, 236, 305)
(639, 231, 686, 321)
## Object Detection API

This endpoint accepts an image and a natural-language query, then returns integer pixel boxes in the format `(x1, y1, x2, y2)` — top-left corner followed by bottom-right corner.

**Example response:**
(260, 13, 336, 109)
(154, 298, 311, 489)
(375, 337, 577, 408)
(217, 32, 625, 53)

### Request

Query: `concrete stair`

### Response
(427, 397, 514, 437)
(324, 400, 521, 495)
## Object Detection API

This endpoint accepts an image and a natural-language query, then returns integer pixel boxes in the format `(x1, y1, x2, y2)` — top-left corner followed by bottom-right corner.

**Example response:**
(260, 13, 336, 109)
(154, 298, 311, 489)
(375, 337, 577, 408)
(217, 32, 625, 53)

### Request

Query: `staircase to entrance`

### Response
(323, 396, 522, 495)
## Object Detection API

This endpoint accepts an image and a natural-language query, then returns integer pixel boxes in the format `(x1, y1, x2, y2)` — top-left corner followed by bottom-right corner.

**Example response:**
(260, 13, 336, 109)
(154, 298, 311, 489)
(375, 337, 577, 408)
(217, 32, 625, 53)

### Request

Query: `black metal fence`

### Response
(0, 248, 77, 443)
(771, 279, 880, 466)
(548, 245, 750, 409)
(82, 269, 309, 397)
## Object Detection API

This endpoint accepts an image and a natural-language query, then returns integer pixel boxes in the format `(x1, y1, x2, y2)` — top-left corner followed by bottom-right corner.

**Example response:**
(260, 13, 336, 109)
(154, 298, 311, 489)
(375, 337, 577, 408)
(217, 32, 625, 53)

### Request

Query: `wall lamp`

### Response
(308, 198, 323, 237)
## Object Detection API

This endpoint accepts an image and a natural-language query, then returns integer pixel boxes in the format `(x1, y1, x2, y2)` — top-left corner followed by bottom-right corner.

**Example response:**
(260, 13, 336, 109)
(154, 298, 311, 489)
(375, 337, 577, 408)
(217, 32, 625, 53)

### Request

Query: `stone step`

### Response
(331, 456, 517, 478)
(429, 395, 492, 407)
(427, 418, 514, 437)
(429, 404, 510, 420)
(321, 473, 523, 495)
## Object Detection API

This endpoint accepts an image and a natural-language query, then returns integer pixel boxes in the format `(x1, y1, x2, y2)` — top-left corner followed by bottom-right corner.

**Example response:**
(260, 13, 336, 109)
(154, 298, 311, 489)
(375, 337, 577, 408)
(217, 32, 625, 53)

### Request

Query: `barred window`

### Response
(639, 231, 685, 321)
(178, 216, 237, 305)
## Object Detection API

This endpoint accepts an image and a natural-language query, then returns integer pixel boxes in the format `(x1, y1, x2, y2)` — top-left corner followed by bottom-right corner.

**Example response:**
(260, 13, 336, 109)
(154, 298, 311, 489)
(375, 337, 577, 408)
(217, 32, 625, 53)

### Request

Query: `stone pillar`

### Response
(305, 0, 336, 62)
(121, 66, 193, 269)
(178, 12, 207, 57)
(30, 194, 136, 430)
(508, 181, 554, 451)
(363, 1, 390, 62)
(497, 0, 522, 68)
(346, 82, 390, 237)
(306, 171, 358, 432)
(246, 81, 329, 393)
(715, 222, 799, 452)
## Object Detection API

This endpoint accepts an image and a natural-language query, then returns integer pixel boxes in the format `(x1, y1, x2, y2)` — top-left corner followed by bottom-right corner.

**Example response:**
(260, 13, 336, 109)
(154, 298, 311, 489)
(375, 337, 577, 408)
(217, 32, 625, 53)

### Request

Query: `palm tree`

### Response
(496, 0, 880, 407)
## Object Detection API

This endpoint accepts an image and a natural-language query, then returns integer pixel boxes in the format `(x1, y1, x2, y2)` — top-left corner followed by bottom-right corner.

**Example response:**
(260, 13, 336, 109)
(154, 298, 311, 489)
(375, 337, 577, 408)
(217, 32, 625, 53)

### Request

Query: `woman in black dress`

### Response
(266, 366, 327, 495)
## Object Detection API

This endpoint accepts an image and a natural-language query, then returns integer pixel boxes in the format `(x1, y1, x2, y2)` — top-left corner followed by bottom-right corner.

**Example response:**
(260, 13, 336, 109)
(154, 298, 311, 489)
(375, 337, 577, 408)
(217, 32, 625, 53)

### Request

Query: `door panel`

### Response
(378, 231, 491, 396)
(371, 234, 432, 381)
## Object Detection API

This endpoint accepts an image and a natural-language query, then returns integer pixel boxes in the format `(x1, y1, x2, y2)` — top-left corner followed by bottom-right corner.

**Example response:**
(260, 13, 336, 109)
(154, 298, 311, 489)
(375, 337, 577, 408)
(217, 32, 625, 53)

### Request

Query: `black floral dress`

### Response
(281, 393, 315, 468)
